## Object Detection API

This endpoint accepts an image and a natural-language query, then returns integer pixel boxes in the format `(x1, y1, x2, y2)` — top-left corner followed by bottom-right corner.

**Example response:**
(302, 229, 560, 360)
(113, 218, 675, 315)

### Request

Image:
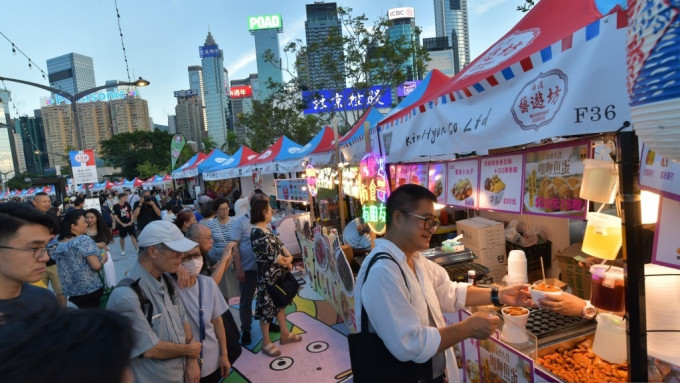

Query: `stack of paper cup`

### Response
(506, 249, 528, 285)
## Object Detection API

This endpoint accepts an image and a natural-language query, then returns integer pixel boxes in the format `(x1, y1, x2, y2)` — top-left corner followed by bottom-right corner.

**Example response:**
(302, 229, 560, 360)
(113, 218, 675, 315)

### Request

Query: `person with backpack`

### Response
(105, 221, 202, 383)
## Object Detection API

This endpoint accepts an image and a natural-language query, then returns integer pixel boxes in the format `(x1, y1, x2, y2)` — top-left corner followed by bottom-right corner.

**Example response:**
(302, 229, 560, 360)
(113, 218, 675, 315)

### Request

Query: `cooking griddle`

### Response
(526, 307, 596, 345)
(443, 262, 491, 283)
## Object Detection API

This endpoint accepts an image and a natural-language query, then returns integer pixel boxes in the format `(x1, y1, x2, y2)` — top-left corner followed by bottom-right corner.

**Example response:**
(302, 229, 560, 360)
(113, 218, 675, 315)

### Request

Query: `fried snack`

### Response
(537, 339, 628, 382)
(484, 174, 505, 193)
(433, 179, 443, 197)
(453, 178, 473, 201)
(533, 282, 561, 292)
(537, 176, 583, 212)
(504, 307, 529, 316)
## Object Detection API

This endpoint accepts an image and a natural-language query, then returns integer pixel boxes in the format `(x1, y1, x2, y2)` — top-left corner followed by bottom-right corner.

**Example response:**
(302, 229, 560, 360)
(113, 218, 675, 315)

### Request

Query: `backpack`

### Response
(116, 274, 175, 325)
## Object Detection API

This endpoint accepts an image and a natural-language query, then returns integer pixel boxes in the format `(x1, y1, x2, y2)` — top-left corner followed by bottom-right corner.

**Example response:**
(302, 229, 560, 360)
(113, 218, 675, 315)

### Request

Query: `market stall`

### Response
(202, 145, 261, 197)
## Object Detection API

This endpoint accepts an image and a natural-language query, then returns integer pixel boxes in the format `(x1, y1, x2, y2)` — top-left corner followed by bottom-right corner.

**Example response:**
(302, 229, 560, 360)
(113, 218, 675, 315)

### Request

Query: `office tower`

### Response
(14, 114, 49, 176)
(175, 93, 204, 144)
(0, 89, 11, 125)
(77, 101, 113, 150)
(387, 7, 421, 81)
(46, 53, 97, 96)
(40, 104, 77, 168)
(11, 131, 26, 174)
(188, 66, 207, 132)
(168, 115, 177, 134)
(295, 49, 311, 91)
(200, 32, 230, 149)
(230, 74, 258, 144)
(248, 14, 284, 100)
(423, 37, 456, 77)
(0, 125, 16, 181)
(110, 97, 152, 135)
(433, 0, 470, 74)
(304, 2, 345, 90)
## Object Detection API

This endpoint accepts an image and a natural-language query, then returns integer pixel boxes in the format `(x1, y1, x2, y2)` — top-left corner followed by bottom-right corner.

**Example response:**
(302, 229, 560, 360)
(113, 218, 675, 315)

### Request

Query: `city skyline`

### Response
(1, 0, 525, 124)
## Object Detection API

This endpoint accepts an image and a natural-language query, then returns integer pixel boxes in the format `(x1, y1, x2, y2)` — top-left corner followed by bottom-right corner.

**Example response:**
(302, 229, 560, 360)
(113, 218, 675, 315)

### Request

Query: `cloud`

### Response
(470, 0, 512, 15)
(227, 51, 257, 78)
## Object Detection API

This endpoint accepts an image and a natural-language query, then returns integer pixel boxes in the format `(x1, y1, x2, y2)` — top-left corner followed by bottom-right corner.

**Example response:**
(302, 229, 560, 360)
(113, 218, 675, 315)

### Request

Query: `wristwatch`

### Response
(490, 287, 503, 307)
(582, 300, 597, 319)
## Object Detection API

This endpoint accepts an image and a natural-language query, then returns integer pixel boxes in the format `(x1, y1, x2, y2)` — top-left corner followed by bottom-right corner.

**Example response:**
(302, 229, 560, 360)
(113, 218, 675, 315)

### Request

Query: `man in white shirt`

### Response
(353, 184, 532, 383)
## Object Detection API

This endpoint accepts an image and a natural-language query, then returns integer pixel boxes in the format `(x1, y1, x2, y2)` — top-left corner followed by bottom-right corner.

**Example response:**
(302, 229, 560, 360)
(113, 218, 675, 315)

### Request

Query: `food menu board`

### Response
(446, 158, 479, 209)
(275, 178, 309, 202)
(478, 153, 524, 213)
(394, 164, 411, 189)
(523, 141, 589, 219)
(411, 164, 428, 188)
(342, 166, 360, 199)
(640, 145, 680, 202)
(652, 197, 680, 270)
(427, 163, 447, 203)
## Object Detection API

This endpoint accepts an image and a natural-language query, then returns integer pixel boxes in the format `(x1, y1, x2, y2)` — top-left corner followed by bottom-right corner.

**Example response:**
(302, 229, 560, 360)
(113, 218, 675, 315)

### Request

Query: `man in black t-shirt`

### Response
(0, 202, 59, 323)
(133, 190, 161, 236)
(112, 193, 138, 256)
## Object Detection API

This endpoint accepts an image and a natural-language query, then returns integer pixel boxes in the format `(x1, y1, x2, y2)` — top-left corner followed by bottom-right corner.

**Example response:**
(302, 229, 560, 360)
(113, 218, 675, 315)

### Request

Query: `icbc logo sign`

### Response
(388, 7, 415, 20)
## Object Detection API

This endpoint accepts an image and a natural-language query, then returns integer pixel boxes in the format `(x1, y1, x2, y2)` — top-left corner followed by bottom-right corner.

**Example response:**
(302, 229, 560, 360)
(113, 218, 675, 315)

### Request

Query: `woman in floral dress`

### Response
(250, 198, 301, 357)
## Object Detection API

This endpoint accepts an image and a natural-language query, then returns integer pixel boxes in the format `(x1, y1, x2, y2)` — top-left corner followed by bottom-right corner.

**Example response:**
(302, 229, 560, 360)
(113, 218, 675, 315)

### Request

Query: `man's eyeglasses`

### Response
(402, 211, 440, 231)
(181, 252, 203, 262)
(0, 244, 56, 259)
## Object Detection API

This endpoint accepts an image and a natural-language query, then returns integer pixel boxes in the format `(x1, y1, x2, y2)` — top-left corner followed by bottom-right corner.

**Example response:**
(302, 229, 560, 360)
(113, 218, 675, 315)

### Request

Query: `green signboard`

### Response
(247, 14, 282, 31)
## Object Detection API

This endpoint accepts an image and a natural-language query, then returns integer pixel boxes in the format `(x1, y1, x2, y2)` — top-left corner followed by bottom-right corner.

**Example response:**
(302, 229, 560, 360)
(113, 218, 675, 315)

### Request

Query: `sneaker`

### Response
(121, 250, 126, 256)
(241, 330, 251, 346)
(269, 322, 281, 333)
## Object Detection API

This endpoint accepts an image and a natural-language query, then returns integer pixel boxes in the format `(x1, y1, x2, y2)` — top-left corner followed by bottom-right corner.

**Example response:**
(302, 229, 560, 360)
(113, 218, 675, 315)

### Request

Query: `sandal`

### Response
(280, 333, 303, 345)
(262, 343, 281, 357)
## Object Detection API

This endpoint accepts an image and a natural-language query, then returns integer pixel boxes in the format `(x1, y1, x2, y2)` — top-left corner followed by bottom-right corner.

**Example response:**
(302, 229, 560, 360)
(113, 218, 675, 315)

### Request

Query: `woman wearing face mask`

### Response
(173, 245, 231, 383)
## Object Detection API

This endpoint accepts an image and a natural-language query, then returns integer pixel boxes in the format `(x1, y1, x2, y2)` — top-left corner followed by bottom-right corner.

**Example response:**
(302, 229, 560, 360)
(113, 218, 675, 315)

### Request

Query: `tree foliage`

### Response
(6, 172, 34, 191)
(517, 0, 537, 12)
(266, 6, 430, 131)
(201, 135, 218, 153)
(100, 130, 197, 178)
(135, 161, 166, 180)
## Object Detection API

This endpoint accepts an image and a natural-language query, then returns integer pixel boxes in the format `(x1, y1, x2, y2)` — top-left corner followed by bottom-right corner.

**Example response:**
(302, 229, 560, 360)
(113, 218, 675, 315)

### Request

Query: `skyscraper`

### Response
(0, 125, 16, 181)
(304, 2, 345, 90)
(200, 32, 230, 149)
(423, 37, 456, 77)
(40, 104, 76, 168)
(248, 14, 284, 100)
(77, 101, 113, 150)
(174, 93, 204, 144)
(46, 53, 96, 96)
(110, 97, 152, 135)
(188, 65, 207, 132)
(14, 114, 49, 176)
(230, 74, 258, 144)
(433, 0, 470, 74)
(387, 7, 421, 81)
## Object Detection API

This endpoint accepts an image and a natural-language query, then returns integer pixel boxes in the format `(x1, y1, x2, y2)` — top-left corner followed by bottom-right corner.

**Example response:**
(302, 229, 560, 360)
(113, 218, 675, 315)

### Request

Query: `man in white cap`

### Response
(106, 221, 202, 383)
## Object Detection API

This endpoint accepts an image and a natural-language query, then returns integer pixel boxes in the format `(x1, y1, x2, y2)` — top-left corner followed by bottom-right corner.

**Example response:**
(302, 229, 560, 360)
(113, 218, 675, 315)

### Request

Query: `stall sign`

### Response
(447, 158, 479, 209)
(428, 163, 447, 203)
(479, 153, 524, 213)
(317, 167, 335, 190)
(652, 197, 680, 270)
(523, 140, 589, 219)
(305, 165, 318, 197)
(478, 336, 534, 383)
(302, 86, 391, 114)
(359, 154, 388, 235)
(389, 164, 398, 191)
(69, 150, 98, 185)
(640, 146, 680, 202)
(275, 178, 309, 202)
(342, 166, 360, 199)
(395, 164, 411, 188)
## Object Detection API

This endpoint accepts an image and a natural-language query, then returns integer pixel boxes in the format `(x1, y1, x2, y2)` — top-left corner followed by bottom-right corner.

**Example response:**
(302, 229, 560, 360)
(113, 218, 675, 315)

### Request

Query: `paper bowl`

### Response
(529, 283, 562, 303)
(485, 188, 505, 206)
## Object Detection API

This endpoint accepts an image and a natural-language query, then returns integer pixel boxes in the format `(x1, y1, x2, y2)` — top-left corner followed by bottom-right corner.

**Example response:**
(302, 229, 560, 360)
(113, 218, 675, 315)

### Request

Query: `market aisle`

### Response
(224, 281, 354, 383)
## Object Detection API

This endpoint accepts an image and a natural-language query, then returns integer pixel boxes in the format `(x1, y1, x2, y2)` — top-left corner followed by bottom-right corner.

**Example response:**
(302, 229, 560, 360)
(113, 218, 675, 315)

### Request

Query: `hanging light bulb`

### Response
(28, 61, 32, 70)
(12, 44, 16, 55)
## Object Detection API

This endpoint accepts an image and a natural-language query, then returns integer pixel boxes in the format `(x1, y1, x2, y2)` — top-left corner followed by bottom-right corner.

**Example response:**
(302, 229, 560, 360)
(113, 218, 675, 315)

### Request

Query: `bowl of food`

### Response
(452, 178, 473, 201)
(484, 175, 506, 206)
(529, 281, 563, 303)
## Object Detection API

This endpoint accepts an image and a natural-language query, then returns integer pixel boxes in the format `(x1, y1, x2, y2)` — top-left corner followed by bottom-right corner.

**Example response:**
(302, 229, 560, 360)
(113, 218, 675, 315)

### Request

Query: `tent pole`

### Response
(616, 130, 647, 382)
(334, 120, 346, 232)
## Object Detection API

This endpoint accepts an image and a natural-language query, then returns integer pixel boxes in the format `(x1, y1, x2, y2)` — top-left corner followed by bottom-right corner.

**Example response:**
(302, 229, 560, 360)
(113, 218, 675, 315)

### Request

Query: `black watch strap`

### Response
(490, 287, 503, 307)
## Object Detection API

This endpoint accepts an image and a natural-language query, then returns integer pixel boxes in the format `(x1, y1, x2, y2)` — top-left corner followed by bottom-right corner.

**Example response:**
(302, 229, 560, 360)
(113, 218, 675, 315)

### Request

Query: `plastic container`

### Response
(581, 212, 622, 260)
(592, 313, 627, 364)
(501, 306, 530, 344)
(507, 249, 528, 284)
(589, 265, 625, 312)
(580, 159, 618, 203)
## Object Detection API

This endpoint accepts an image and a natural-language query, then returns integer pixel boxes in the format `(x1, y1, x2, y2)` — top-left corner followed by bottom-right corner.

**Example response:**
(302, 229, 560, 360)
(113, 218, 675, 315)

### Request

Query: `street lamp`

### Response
(0, 75, 150, 150)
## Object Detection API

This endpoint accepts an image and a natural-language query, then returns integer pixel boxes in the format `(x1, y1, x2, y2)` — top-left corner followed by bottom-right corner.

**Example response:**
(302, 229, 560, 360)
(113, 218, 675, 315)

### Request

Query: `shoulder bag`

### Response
(347, 252, 433, 383)
(266, 270, 300, 308)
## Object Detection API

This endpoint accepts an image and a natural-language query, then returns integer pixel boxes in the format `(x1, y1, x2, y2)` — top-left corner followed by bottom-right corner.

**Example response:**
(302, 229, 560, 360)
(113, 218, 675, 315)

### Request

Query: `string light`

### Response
(11, 43, 16, 55)
(114, 0, 132, 83)
(0, 31, 52, 85)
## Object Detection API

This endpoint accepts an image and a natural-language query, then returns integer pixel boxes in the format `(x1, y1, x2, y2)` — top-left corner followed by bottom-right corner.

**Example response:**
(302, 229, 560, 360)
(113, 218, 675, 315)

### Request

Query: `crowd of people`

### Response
(0, 186, 301, 383)
(0, 184, 605, 383)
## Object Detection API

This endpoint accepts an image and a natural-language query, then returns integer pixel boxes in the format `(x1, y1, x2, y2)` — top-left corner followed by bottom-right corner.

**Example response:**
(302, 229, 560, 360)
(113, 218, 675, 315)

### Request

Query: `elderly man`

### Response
(106, 221, 202, 383)
(0, 202, 58, 322)
(32, 192, 52, 213)
(30, 192, 67, 307)
(353, 185, 531, 383)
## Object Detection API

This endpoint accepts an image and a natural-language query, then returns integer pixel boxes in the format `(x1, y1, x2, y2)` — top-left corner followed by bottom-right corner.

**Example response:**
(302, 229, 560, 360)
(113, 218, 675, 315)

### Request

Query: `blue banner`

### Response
(199, 45, 220, 58)
(302, 86, 391, 114)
